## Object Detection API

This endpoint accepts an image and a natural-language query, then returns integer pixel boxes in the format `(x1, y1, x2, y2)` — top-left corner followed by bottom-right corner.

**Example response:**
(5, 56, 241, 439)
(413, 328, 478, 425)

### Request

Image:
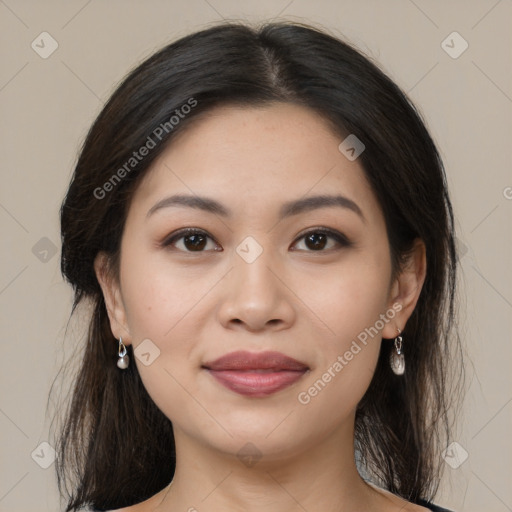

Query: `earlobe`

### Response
(93, 252, 131, 344)
(382, 238, 427, 339)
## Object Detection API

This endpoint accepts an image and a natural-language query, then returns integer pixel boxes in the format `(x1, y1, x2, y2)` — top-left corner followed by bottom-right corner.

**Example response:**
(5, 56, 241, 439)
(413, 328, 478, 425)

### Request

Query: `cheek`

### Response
(119, 258, 207, 424)
(118, 245, 217, 411)
(119, 248, 213, 341)
(295, 254, 391, 413)
(306, 252, 392, 345)
(296, 293, 384, 428)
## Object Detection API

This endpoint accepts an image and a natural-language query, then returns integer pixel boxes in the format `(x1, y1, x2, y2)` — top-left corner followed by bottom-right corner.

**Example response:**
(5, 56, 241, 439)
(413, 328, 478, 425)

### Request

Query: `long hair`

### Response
(54, 21, 463, 511)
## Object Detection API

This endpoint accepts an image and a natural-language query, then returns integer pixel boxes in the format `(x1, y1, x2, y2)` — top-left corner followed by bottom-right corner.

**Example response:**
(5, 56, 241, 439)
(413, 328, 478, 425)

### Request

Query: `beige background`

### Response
(0, 1, 511, 511)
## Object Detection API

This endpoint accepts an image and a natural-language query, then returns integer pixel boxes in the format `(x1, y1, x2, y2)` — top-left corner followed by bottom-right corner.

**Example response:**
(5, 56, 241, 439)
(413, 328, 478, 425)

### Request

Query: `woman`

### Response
(56, 21, 462, 512)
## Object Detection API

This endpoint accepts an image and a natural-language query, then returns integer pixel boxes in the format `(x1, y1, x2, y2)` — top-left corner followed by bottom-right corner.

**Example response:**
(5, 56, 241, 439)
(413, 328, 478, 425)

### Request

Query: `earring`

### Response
(117, 337, 129, 369)
(390, 328, 405, 375)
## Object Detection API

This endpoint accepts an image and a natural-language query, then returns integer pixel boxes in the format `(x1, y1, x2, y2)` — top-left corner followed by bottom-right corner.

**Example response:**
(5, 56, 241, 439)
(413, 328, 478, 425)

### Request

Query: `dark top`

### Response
(417, 499, 454, 511)
(94, 500, 454, 512)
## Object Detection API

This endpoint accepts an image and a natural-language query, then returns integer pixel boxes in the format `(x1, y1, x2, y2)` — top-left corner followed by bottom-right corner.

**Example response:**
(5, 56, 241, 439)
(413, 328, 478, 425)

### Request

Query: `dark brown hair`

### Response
(54, 20, 463, 511)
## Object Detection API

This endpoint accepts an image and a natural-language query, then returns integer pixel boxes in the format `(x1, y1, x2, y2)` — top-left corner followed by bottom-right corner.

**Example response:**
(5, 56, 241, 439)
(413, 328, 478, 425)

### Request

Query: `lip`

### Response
(202, 350, 309, 397)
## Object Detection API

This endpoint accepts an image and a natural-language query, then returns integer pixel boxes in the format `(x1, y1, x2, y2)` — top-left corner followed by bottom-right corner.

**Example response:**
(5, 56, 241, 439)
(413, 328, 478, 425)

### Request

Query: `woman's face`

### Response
(98, 103, 411, 462)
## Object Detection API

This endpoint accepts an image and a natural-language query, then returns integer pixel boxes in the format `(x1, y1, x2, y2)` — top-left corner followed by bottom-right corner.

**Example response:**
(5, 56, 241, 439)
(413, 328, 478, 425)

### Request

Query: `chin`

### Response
(197, 416, 318, 459)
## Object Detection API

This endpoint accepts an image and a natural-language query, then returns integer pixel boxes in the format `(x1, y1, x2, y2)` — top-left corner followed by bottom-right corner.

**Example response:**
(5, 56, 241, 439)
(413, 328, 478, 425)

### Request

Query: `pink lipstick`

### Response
(202, 350, 309, 397)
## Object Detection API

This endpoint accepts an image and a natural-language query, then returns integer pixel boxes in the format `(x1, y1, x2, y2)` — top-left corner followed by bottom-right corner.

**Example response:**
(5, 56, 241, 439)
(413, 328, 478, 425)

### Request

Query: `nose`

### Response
(217, 249, 296, 333)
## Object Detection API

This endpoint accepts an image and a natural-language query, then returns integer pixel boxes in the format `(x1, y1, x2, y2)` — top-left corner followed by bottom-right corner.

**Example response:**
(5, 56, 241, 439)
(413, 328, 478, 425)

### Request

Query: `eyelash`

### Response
(161, 227, 352, 253)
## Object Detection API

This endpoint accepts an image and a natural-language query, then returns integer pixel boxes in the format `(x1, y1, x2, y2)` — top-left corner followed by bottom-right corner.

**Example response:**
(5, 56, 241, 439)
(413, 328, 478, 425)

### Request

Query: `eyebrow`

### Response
(146, 193, 365, 222)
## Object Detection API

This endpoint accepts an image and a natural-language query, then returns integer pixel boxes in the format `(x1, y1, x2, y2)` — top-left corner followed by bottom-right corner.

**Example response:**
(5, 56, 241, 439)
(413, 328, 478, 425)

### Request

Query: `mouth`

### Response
(202, 350, 309, 397)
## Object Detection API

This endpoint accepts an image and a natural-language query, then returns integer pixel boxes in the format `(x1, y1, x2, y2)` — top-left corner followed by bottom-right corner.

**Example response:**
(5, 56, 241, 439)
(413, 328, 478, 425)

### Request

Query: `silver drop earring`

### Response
(390, 328, 405, 375)
(117, 337, 130, 369)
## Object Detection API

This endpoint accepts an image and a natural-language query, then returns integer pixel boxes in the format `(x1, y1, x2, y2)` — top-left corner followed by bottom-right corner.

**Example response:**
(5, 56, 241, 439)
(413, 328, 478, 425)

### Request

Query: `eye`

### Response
(162, 228, 221, 252)
(291, 228, 352, 252)
(161, 227, 351, 253)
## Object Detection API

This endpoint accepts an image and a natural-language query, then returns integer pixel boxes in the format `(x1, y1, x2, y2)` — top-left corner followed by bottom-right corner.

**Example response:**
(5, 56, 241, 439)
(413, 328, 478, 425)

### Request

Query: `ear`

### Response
(382, 238, 427, 339)
(94, 252, 132, 345)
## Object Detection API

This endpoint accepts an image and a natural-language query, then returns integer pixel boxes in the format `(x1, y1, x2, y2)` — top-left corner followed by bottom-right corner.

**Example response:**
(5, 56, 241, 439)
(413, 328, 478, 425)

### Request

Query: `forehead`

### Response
(128, 103, 381, 224)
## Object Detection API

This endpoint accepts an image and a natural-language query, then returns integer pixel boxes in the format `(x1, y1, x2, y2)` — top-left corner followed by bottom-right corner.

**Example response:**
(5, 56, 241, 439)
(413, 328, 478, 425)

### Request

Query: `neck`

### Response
(153, 419, 379, 512)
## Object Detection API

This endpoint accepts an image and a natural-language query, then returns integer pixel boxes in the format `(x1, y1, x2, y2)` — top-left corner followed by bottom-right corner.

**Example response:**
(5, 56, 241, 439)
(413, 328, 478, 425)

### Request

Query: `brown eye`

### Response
(162, 228, 220, 252)
(292, 228, 351, 252)
(304, 232, 328, 250)
(182, 233, 208, 251)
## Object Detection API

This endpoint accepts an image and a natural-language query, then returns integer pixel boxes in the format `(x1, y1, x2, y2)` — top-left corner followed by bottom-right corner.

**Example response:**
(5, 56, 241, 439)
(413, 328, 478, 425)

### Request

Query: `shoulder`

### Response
(89, 488, 165, 512)
(365, 481, 454, 512)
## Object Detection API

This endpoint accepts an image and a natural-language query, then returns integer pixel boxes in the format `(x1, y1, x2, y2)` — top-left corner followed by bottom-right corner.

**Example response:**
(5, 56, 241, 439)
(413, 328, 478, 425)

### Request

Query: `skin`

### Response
(95, 103, 428, 512)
